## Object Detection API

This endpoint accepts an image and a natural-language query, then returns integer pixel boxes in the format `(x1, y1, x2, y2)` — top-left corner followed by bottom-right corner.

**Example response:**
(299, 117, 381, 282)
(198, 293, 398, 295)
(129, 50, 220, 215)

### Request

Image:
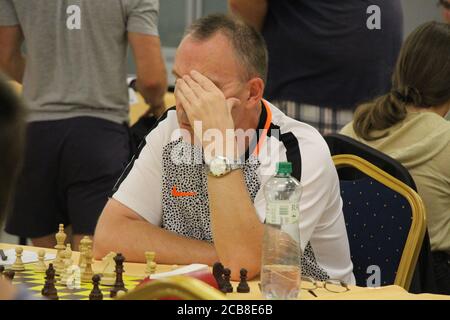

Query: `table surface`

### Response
(1, 243, 448, 300)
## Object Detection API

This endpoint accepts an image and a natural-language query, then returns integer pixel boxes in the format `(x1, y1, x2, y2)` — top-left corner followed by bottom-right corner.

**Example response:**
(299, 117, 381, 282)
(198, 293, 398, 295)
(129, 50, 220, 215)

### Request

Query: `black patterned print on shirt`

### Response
(161, 138, 329, 281)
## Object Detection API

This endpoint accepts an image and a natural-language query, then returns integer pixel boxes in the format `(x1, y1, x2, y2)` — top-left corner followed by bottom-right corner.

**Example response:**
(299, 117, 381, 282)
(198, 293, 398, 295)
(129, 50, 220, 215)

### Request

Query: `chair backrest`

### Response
(117, 275, 226, 300)
(333, 154, 426, 290)
(324, 133, 417, 190)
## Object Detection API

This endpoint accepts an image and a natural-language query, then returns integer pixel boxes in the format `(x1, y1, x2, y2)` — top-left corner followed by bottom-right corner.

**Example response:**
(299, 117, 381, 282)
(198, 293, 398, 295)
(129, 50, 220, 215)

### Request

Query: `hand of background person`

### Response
(149, 102, 166, 119)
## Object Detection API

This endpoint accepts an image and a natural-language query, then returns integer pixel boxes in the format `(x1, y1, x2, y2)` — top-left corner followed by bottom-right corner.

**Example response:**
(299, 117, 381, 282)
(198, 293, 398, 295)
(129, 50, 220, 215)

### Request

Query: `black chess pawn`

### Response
(212, 262, 226, 291)
(89, 274, 104, 300)
(223, 268, 233, 293)
(41, 264, 52, 296)
(110, 253, 128, 298)
(237, 268, 250, 293)
(42, 263, 58, 300)
(0, 249, 6, 261)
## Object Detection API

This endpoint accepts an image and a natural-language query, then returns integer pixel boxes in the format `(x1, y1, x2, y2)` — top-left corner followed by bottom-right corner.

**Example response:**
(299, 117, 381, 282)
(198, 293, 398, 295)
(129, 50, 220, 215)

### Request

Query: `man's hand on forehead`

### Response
(175, 70, 240, 151)
(187, 70, 221, 92)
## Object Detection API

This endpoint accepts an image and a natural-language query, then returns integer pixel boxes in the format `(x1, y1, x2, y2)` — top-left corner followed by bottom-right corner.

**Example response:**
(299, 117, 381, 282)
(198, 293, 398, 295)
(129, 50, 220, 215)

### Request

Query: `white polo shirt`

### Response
(113, 100, 355, 284)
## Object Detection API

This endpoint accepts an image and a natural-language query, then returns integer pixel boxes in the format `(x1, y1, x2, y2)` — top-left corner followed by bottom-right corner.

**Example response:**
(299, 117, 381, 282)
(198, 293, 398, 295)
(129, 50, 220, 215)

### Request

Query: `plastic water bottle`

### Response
(260, 162, 302, 300)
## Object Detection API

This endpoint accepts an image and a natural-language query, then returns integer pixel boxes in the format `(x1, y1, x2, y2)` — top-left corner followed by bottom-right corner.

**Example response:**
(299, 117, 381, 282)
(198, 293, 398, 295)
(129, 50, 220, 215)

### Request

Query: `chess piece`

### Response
(0, 265, 4, 277)
(237, 268, 250, 293)
(78, 236, 91, 270)
(42, 263, 58, 300)
(35, 249, 47, 273)
(115, 290, 127, 298)
(58, 250, 68, 284)
(54, 224, 67, 275)
(66, 265, 81, 289)
(42, 263, 53, 296)
(11, 247, 25, 271)
(212, 262, 226, 291)
(223, 268, 233, 293)
(4, 270, 15, 281)
(60, 246, 74, 286)
(81, 241, 94, 283)
(100, 252, 116, 286)
(110, 253, 128, 298)
(89, 274, 103, 300)
(65, 243, 72, 260)
(144, 251, 156, 276)
(149, 261, 157, 275)
(0, 249, 7, 261)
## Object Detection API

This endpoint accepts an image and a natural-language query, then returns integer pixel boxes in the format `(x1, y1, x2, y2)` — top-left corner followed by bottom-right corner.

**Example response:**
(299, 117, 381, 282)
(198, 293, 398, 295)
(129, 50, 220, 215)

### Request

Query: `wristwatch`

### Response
(206, 156, 242, 177)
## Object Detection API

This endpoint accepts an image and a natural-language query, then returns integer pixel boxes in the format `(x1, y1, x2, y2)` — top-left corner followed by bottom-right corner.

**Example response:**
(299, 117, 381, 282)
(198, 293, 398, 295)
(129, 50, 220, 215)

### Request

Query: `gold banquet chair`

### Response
(333, 154, 426, 290)
(117, 276, 226, 300)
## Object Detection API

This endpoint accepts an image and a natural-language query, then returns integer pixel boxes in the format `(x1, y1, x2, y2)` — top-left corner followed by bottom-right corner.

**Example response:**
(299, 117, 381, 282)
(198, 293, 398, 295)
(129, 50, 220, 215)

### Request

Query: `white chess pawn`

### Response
(34, 249, 47, 273)
(144, 251, 156, 276)
(81, 247, 94, 283)
(11, 247, 25, 271)
(60, 251, 73, 286)
(65, 243, 72, 260)
(78, 236, 89, 269)
(66, 265, 81, 289)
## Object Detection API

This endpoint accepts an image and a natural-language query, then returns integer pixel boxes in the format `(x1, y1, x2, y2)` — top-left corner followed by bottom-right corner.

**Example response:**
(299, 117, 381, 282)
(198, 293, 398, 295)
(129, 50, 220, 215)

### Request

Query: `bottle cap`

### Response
(276, 162, 292, 175)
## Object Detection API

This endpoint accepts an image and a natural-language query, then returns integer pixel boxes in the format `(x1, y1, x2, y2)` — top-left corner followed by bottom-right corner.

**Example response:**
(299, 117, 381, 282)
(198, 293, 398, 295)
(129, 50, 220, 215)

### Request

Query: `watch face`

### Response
(210, 157, 229, 176)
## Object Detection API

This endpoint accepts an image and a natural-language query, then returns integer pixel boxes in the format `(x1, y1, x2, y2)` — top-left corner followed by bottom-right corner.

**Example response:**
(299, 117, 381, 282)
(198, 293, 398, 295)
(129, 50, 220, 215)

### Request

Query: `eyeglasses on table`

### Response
(257, 276, 350, 298)
(301, 276, 350, 297)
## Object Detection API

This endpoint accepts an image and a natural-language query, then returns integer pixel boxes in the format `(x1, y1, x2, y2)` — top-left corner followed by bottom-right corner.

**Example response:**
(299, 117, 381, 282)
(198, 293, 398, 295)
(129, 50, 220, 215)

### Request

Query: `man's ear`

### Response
(245, 77, 265, 108)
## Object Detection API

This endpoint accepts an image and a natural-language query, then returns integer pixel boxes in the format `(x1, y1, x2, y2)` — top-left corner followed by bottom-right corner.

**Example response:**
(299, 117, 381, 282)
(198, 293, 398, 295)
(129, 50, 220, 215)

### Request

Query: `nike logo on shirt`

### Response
(171, 186, 197, 197)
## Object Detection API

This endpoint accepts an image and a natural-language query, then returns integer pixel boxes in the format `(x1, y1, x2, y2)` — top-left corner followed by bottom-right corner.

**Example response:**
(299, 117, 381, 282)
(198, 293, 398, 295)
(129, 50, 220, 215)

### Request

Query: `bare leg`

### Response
(31, 235, 56, 248)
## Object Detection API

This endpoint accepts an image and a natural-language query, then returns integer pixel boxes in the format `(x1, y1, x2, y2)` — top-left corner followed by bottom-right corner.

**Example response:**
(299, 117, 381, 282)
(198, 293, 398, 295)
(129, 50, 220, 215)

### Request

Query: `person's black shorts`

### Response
(5, 117, 131, 238)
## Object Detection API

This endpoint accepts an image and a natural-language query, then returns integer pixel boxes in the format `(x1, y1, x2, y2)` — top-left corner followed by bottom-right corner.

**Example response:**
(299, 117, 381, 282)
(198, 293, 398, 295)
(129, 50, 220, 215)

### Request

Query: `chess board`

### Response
(11, 265, 145, 300)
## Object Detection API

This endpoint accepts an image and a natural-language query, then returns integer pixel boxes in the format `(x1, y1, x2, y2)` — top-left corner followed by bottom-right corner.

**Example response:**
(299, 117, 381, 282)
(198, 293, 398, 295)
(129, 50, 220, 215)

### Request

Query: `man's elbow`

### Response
(228, 0, 239, 14)
(93, 225, 110, 260)
(92, 212, 117, 260)
(228, 0, 261, 17)
(138, 77, 167, 96)
(221, 251, 261, 281)
(144, 79, 166, 91)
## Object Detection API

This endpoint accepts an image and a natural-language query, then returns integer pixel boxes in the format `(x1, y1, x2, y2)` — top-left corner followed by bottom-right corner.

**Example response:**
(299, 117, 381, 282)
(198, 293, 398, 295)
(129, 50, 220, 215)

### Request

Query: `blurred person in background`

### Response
(0, 75, 33, 300)
(0, 0, 167, 250)
(341, 22, 450, 295)
(229, 0, 403, 134)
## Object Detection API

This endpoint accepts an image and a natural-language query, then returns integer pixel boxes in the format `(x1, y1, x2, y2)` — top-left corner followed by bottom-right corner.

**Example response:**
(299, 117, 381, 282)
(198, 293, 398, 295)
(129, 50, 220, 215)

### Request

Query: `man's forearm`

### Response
(208, 170, 264, 280)
(136, 81, 167, 118)
(0, 55, 25, 83)
(0, 26, 26, 83)
(94, 206, 219, 265)
(129, 32, 168, 118)
(228, 0, 268, 31)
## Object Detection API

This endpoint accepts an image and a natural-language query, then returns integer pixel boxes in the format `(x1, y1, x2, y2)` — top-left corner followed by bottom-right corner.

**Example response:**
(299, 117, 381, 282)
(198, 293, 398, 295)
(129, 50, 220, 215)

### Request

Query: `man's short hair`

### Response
(186, 14, 268, 82)
(0, 75, 25, 223)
